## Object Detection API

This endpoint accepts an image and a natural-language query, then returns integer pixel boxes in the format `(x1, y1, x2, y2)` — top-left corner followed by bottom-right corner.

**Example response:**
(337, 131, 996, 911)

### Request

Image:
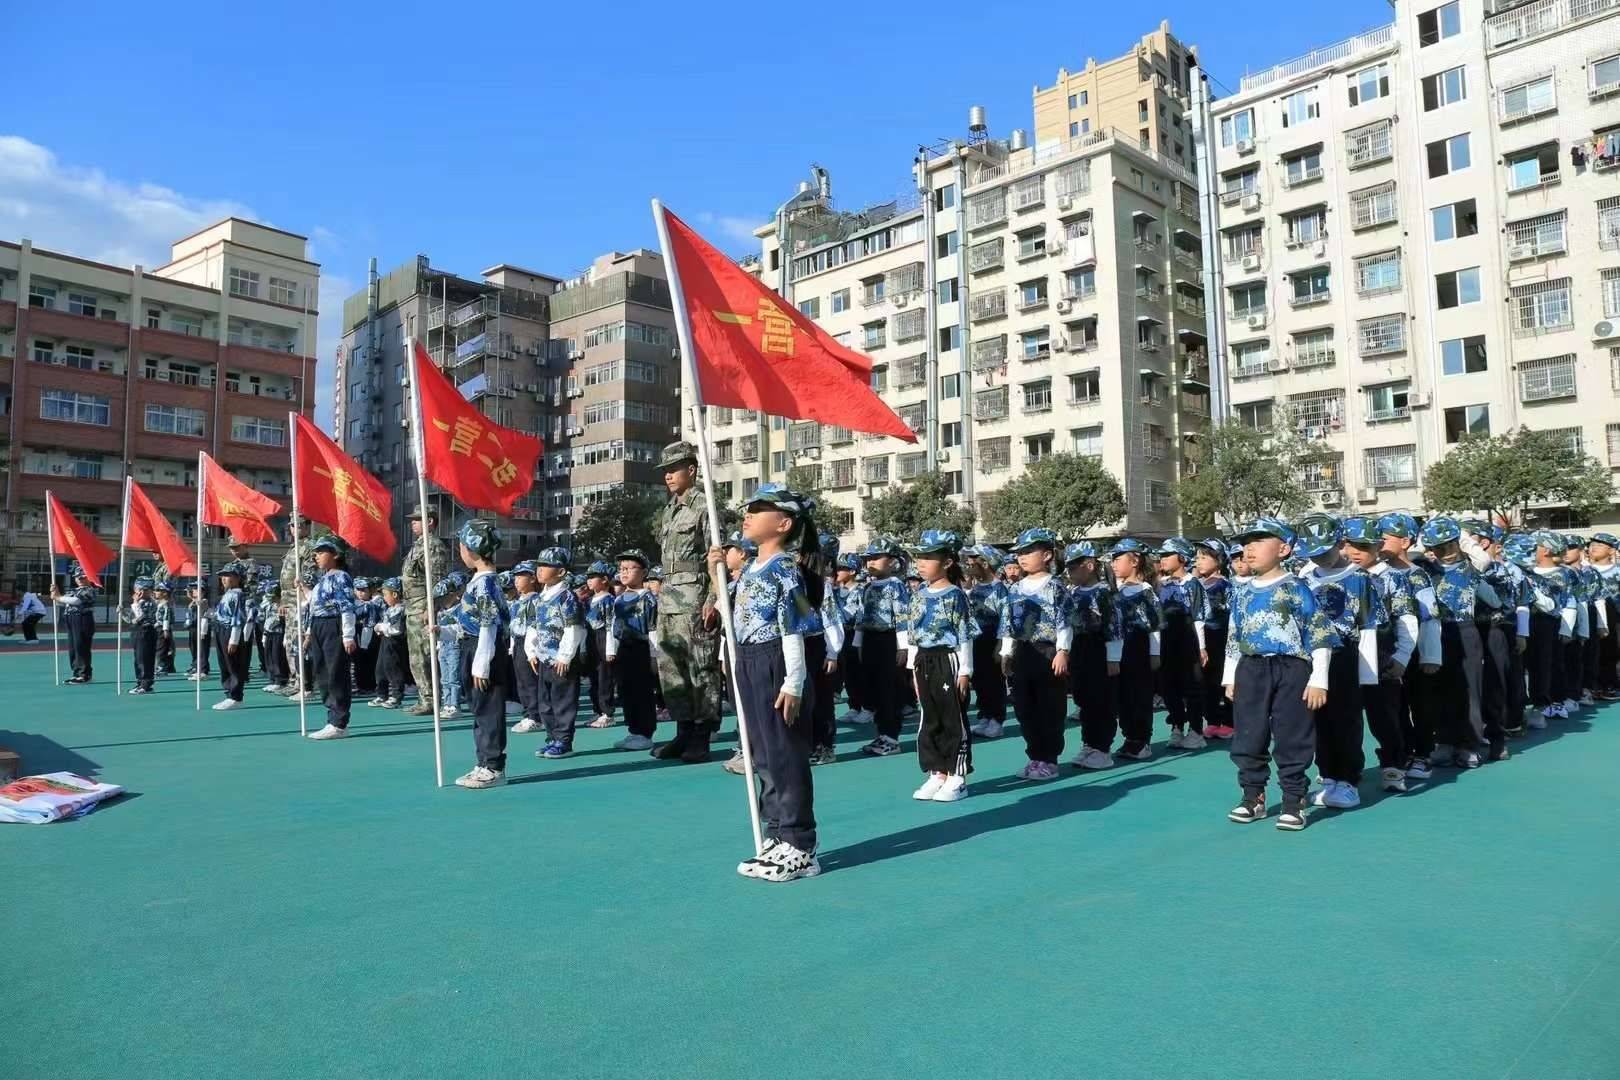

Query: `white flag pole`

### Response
(405, 339, 446, 787)
(46, 492, 60, 685)
(651, 198, 765, 855)
(288, 411, 309, 738)
(196, 451, 205, 712)
(116, 475, 131, 696)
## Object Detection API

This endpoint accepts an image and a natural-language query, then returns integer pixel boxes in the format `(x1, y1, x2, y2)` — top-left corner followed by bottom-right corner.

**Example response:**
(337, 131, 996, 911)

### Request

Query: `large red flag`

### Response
(46, 492, 115, 587)
(125, 479, 196, 575)
(292, 413, 396, 562)
(200, 452, 282, 544)
(413, 341, 543, 515)
(659, 206, 916, 442)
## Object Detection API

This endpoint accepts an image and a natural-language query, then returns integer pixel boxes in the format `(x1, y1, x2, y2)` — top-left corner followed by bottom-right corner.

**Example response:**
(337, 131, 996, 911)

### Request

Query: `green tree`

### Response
(1423, 427, 1616, 525)
(863, 472, 976, 543)
(979, 453, 1125, 541)
(785, 464, 827, 512)
(570, 489, 667, 563)
(1175, 421, 1331, 529)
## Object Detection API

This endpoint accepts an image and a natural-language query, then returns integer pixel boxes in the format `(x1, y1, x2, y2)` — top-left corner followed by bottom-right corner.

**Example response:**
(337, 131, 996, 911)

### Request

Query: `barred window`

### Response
(1511, 278, 1572, 335)
(1364, 444, 1417, 489)
(1517, 354, 1578, 402)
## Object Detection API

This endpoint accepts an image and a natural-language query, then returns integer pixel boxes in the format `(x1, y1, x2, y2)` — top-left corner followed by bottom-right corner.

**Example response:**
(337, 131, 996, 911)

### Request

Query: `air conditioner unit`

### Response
(1056, 298, 1073, 314)
(1048, 241, 1064, 255)
(524, 382, 538, 392)
(1247, 313, 1267, 330)
(1407, 391, 1431, 409)
(550, 393, 563, 406)
(1320, 490, 1342, 508)
(1595, 319, 1618, 339)
(1241, 193, 1261, 212)
(1236, 138, 1255, 155)
(1508, 243, 1532, 260)
(1241, 254, 1262, 271)
(857, 484, 871, 498)
(1057, 194, 1074, 210)
(1313, 241, 1327, 257)
(894, 293, 908, 307)
(935, 449, 952, 464)
(1357, 487, 1378, 503)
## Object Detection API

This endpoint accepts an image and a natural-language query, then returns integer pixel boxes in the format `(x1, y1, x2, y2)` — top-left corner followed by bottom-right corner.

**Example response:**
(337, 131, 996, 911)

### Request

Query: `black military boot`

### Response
(651, 723, 692, 760)
(680, 724, 714, 764)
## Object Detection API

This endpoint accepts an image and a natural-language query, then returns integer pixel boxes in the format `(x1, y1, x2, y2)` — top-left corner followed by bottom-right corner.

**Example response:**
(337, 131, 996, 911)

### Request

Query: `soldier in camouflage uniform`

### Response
(401, 509, 451, 716)
(277, 521, 316, 696)
(650, 441, 724, 763)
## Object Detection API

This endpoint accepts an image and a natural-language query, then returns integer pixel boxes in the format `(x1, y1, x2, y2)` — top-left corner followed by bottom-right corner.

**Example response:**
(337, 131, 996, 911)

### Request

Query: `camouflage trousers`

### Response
(655, 608, 722, 731)
(406, 599, 433, 697)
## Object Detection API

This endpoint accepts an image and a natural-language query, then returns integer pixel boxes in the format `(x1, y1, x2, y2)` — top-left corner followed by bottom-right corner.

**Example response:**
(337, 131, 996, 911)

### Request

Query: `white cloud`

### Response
(0, 134, 348, 430)
(695, 210, 764, 249)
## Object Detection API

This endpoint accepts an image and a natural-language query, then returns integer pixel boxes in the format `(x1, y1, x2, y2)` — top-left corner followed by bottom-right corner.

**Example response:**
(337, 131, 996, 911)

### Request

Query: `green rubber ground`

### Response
(6, 649, 1619, 1080)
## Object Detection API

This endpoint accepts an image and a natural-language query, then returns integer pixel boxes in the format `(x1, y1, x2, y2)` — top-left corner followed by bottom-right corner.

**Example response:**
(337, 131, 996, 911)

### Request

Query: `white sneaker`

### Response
(751, 841, 820, 883)
(1563, 698, 1579, 713)
(1322, 780, 1360, 809)
(1579, 691, 1595, 706)
(1073, 747, 1114, 770)
(615, 733, 654, 751)
(291, 690, 319, 704)
(971, 719, 1004, 740)
(1180, 730, 1207, 750)
(308, 723, 348, 740)
(932, 775, 967, 802)
(438, 706, 458, 720)
(262, 683, 285, 694)
(511, 718, 542, 734)
(454, 765, 505, 789)
(840, 708, 863, 724)
(913, 774, 946, 800)
(1379, 767, 1407, 793)
(211, 698, 241, 711)
(737, 839, 781, 878)
(1529, 710, 1550, 730)
(187, 672, 205, 681)
(1115, 743, 1153, 761)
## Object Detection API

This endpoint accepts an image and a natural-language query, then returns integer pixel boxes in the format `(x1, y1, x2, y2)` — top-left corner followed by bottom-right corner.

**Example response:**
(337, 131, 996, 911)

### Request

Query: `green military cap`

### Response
(658, 441, 699, 470)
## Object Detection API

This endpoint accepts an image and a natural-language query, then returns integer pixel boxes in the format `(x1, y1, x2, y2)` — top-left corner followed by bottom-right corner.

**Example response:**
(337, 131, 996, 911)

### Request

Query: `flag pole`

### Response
(405, 339, 446, 787)
(46, 492, 60, 685)
(196, 451, 205, 713)
(116, 474, 131, 696)
(651, 198, 765, 855)
(288, 410, 309, 738)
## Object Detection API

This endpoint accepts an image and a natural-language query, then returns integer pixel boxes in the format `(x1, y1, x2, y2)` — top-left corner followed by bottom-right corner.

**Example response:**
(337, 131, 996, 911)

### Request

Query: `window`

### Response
(1351, 183, 1397, 229)
(64, 345, 98, 370)
(232, 416, 286, 446)
(28, 282, 57, 309)
(797, 297, 820, 320)
(1290, 267, 1331, 305)
(1426, 133, 1471, 178)
(862, 321, 886, 350)
(1285, 208, 1327, 246)
(1139, 374, 1167, 406)
(975, 386, 1009, 421)
(1230, 283, 1267, 317)
(1294, 329, 1335, 368)
(830, 459, 856, 488)
(1365, 382, 1411, 422)
(1364, 444, 1417, 488)
(1064, 267, 1096, 299)
(1518, 354, 1578, 402)
(1069, 122, 1080, 137)
(1145, 479, 1172, 513)
(1025, 433, 1054, 463)
(67, 292, 98, 317)
(970, 237, 1005, 273)
(1506, 144, 1559, 192)
(1071, 426, 1103, 457)
(1069, 369, 1100, 404)
(1022, 378, 1052, 414)
(1018, 278, 1048, 309)
(1500, 75, 1556, 123)
(1079, 90, 1089, 106)
(1220, 167, 1259, 200)
(1236, 399, 1274, 430)
(1418, 2, 1461, 46)
(893, 308, 925, 343)
(1224, 225, 1263, 263)
(1421, 66, 1467, 111)
(968, 190, 1007, 229)
(1220, 109, 1254, 147)
(144, 403, 205, 437)
(939, 324, 961, 352)
(1603, 269, 1620, 319)
(771, 450, 788, 474)
(830, 289, 850, 314)
(1291, 389, 1345, 438)
(1609, 422, 1620, 468)
(1507, 211, 1568, 259)
(268, 277, 297, 305)
(1232, 339, 1272, 376)
(935, 184, 956, 211)
(1441, 335, 1488, 375)
(1283, 148, 1323, 186)
(979, 436, 1011, 472)
(1345, 119, 1394, 168)
(1355, 250, 1401, 296)
(941, 421, 961, 449)
(940, 372, 960, 400)
(1012, 175, 1044, 211)
(1445, 404, 1490, 442)
(1512, 279, 1572, 335)
(869, 364, 887, 392)
(228, 268, 260, 298)
(1348, 63, 1390, 106)
(1020, 328, 1051, 360)
(1436, 267, 1481, 309)
(861, 276, 886, 307)
(936, 231, 959, 259)
(938, 278, 958, 304)
(41, 390, 110, 426)
(1016, 228, 1046, 261)
(1593, 54, 1620, 97)
(1299, 456, 1343, 493)
(1282, 88, 1319, 127)
(1431, 199, 1479, 241)
(1547, 426, 1584, 455)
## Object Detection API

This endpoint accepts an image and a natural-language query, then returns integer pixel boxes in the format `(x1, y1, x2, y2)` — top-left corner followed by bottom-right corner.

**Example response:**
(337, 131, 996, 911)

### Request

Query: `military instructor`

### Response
(401, 508, 450, 716)
(650, 441, 723, 763)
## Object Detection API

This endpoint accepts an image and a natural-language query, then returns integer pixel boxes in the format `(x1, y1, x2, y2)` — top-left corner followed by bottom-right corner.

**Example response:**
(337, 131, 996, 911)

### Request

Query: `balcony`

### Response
(1294, 347, 1336, 370)
(1506, 218, 1568, 261)
(25, 307, 130, 349)
(1136, 283, 1165, 303)
(974, 390, 1009, 422)
(1181, 356, 1211, 388)
(1365, 404, 1410, 424)
(1345, 122, 1394, 169)
(1240, 22, 1394, 92)
(1173, 247, 1201, 273)
(969, 242, 1005, 274)
(969, 292, 1008, 323)
(1175, 294, 1205, 318)
(1134, 236, 1162, 258)
(1289, 289, 1332, 309)
(971, 337, 1008, 372)
(1282, 165, 1324, 189)
(1486, 0, 1619, 52)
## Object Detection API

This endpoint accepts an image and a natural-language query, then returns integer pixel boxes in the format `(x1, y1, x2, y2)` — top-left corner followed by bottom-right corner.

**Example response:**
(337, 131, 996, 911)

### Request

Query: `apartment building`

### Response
(1203, 0, 1619, 524)
(0, 218, 320, 590)
(336, 248, 675, 560)
(689, 114, 1209, 543)
(1033, 20, 1200, 174)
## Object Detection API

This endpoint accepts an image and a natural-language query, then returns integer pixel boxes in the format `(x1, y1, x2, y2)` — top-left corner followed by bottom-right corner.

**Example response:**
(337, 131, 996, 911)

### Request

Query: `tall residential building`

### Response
(688, 100, 1209, 542)
(1, 218, 320, 590)
(335, 248, 674, 560)
(1202, 0, 1619, 525)
(1033, 20, 1199, 173)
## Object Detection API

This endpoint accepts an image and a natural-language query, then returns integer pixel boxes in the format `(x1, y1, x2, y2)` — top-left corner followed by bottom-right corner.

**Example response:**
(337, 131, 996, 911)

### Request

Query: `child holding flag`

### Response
(124, 577, 159, 695)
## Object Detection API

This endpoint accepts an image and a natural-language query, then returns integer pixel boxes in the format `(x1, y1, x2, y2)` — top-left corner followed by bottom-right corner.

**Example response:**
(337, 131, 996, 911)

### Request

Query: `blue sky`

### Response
(5, 1, 1386, 426)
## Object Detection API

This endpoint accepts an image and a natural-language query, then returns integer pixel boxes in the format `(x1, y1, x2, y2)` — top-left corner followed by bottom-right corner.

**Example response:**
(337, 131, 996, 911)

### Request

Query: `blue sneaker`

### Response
(536, 740, 571, 759)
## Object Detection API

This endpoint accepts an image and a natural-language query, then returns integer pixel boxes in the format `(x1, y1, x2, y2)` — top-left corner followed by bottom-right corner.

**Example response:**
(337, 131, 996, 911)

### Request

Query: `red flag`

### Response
(46, 492, 115, 587)
(292, 414, 396, 562)
(413, 341, 543, 515)
(660, 206, 916, 442)
(200, 452, 282, 544)
(125, 479, 196, 575)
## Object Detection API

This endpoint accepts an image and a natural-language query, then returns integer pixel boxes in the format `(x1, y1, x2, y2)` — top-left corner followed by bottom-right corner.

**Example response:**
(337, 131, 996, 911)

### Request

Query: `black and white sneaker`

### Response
(1276, 801, 1308, 831)
(1228, 791, 1266, 823)
(736, 839, 781, 878)
(751, 842, 821, 883)
(861, 735, 902, 756)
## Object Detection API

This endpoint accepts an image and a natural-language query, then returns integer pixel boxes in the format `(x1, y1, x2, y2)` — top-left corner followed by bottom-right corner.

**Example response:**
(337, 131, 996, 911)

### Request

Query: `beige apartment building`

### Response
(1203, 0, 1619, 525)
(1033, 21, 1200, 174)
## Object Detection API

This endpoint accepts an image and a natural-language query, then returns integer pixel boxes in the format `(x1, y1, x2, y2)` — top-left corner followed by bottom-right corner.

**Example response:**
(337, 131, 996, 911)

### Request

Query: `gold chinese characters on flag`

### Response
(412, 341, 543, 514)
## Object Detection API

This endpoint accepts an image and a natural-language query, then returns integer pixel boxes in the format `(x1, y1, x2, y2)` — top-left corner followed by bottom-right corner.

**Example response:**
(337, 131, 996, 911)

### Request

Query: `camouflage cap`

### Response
(586, 560, 614, 578)
(1063, 541, 1099, 564)
(381, 576, 403, 594)
(658, 441, 699, 470)
(457, 519, 501, 560)
(511, 560, 538, 576)
(312, 534, 348, 557)
(1156, 537, 1196, 561)
(535, 547, 571, 569)
(133, 576, 154, 590)
(615, 549, 650, 568)
(647, 564, 665, 582)
(912, 529, 962, 556)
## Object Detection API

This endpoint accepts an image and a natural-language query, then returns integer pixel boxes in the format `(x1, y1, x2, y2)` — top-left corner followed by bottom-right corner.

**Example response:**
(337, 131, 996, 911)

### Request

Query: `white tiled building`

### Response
(1204, 0, 1620, 523)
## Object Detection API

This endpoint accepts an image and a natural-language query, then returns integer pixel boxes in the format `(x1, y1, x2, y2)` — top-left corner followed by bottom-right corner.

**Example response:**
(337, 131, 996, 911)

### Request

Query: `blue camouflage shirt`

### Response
(858, 576, 911, 632)
(1068, 583, 1119, 640)
(529, 584, 583, 662)
(585, 590, 614, 631)
(1224, 575, 1339, 661)
(1157, 573, 1208, 623)
(1298, 564, 1380, 644)
(907, 583, 978, 651)
(1115, 582, 1163, 637)
(735, 553, 817, 645)
(999, 574, 1075, 646)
